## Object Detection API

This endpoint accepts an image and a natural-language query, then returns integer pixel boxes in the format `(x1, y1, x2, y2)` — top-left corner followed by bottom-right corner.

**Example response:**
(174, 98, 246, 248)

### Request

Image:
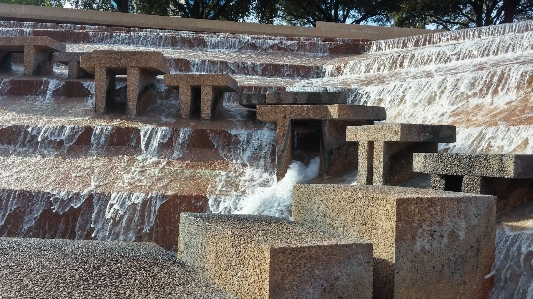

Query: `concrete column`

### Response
(23, 45, 53, 76)
(431, 174, 446, 190)
(462, 175, 488, 194)
(127, 67, 155, 116)
(179, 84, 193, 119)
(356, 141, 374, 185)
(94, 67, 115, 114)
(275, 119, 293, 181)
(200, 85, 217, 120)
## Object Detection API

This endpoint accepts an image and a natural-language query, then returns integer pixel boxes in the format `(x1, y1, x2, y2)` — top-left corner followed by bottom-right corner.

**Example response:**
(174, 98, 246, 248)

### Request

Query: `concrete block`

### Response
(256, 104, 385, 179)
(164, 74, 238, 120)
(346, 123, 456, 185)
(293, 184, 496, 299)
(0, 36, 65, 75)
(414, 153, 533, 212)
(178, 213, 373, 299)
(80, 50, 169, 116)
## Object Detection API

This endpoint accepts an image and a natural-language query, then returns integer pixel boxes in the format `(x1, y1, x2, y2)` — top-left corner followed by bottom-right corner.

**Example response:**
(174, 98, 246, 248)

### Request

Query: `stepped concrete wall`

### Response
(0, 3, 437, 39)
(178, 213, 373, 299)
(293, 184, 496, 299)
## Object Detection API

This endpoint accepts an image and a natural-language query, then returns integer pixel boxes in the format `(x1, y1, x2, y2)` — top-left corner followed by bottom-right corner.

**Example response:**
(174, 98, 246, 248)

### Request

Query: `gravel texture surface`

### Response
(0, 237, 235, 299)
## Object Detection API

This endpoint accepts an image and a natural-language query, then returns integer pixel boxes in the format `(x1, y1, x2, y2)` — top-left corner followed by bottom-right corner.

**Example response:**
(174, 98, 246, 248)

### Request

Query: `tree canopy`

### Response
(5, 0, 533, 29)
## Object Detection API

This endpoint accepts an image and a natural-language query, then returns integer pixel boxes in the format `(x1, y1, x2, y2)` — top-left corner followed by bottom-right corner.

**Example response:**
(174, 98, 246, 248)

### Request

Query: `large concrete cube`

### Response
(293, 185, 496, 299)
(178, 213, 373, 299)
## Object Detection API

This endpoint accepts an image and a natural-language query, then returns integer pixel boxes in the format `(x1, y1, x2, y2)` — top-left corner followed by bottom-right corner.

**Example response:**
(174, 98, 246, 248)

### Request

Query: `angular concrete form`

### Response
(178, 213, 373, 299)
(53, 51, 90, 78)
(239, 91, 347, 107)
(293, 184, 496, 299)
(164, 74, 238, 120)
(347, 123, 456, 185)
(414, 153, 533, 212)
(80, 50, 169, 116)
(0, 36, 65, 75)
(257, 104, 386, 179)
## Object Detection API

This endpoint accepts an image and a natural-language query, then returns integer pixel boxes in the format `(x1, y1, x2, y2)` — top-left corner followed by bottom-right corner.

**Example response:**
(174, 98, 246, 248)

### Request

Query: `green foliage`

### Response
(0, 0, 63, 6)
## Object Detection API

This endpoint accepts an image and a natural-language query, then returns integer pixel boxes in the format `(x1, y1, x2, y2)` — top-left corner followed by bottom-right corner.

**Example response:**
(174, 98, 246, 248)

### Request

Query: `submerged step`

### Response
(0, 237, 235, 298)
(293, 184, 496, 299)
(178, 213, 373, 299)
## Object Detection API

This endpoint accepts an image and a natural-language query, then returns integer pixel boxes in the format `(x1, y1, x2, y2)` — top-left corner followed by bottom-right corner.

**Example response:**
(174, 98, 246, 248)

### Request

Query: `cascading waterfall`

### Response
(10, 125, 84, 155)
(172, 128, 192, 159)
(139, 126, 171, 158)
(89, 126, 115, 154)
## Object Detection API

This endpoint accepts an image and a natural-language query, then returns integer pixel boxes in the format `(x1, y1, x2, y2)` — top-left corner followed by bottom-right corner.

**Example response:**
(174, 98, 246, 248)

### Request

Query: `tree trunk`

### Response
(502, 0, 520, 23)
(115, 0, 129, 13)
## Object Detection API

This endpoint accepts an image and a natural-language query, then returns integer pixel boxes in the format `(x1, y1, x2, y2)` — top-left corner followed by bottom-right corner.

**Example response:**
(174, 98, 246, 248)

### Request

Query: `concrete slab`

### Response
(164, 74, 238, 120)
(256, 104, 386, 179)
(0, 238, 235, 298)
(178, 213, 373, 299)
(413, 153, 533, 212)
(0, 36, 65, 75)
(80, 50, 169, 116)
(239, 91, 347, 107)
(53, 51, 90, 78)
(347, 123, 456, 185)
(293, 184, 496, 299)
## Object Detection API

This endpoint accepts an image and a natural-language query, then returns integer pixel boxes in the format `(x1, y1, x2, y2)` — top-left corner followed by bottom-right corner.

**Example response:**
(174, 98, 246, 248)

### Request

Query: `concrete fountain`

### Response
(0, 3, 531, 298)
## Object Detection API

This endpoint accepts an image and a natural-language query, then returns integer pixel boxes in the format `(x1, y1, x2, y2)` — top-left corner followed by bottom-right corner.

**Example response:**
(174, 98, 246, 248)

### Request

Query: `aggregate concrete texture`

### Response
(293, 184, 496, 299)
(178, 213, 373, 299)
(347, 123, 456, 186)
(414, 153, 533, 212)
(239, 91, 347, 107)
(0, 238, 236, 298)
(80, 50, 169, 116)
(256, 104, 386, 179)
(0, 36, 65, 75)
(164, 74, 238, 120)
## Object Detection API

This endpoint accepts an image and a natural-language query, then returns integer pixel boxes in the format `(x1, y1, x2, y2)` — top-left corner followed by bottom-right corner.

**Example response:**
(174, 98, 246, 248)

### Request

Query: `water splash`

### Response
(90, 126, 116, 154)
(172, 128, 192, 159)
(11, 125, 84, 155)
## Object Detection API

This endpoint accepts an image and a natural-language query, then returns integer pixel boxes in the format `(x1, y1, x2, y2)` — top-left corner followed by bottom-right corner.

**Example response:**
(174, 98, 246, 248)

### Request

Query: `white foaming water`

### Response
(172, 128, 192, 159)
(235, 157, 320, 218)
(81, 81, 95, 105)
(39, 79, 64, 102)
(0, 189, 167, 242)
(139, 126, 171, 158)
(90, 126, 116, 154)
(11, 125, 85, 155)
(490, 227, 533, 299)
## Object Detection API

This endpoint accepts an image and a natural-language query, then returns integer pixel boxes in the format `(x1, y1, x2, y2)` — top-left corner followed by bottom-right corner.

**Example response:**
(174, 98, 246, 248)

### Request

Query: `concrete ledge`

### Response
(0, 36, 65, 75)
(316, 21, 440, 39)
(239, 91, 347, 107)
(347, 123, 456, 185)
(0, 3, 436, 39)
(178, 213, 373, 299)
(413, 153, 533, 212)
(293, 184, 496, 299)
(164, 74, 238, 120)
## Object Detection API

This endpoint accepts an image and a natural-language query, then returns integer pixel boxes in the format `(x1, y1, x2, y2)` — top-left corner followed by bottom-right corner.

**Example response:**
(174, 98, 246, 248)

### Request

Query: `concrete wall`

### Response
(0, 3, 438, 39)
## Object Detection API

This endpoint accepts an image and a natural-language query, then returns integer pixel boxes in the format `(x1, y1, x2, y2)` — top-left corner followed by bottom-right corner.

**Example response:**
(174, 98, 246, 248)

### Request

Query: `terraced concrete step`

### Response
(0, 156, 249, 250)
(178, 213, 373, 299)
(0, 237, 236, 298)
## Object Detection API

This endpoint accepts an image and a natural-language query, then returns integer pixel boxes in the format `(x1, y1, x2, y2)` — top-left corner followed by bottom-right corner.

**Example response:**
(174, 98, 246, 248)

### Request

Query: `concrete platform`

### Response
(293, 184, 496, 299)
(413, 153, 533, 212)
(0, 238, 235, 298)
(239, 91, 347, 107)
(178, 213, 373, 299)
(347, 123, 456, 185)
(164, 74, 238, 120)
(80, 50, 169, 116)
(257, 104, 386, 179)
(54, 51, 90, 78)
(0, 36, 65, 75)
